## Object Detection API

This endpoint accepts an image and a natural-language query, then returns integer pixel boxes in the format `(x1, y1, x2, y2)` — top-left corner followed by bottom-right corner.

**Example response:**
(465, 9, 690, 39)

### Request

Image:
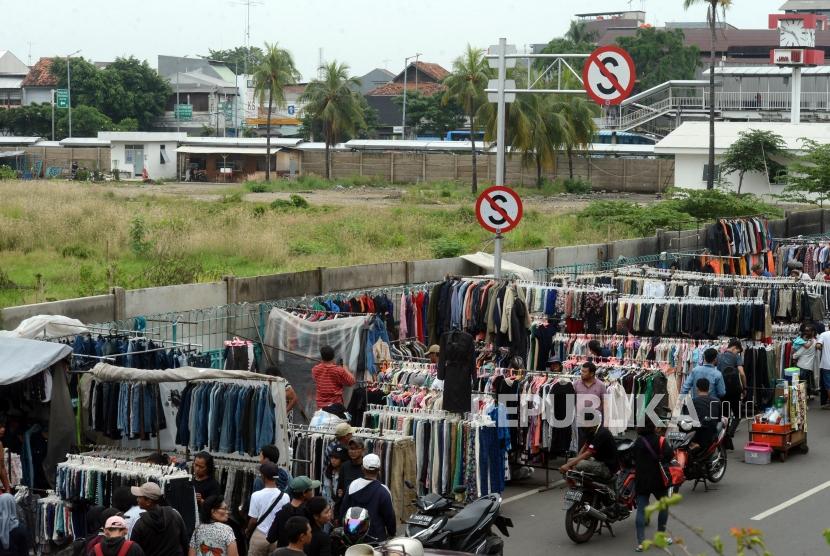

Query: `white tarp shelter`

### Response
(0, 315, 88, 339)
(0, 337, 72, 386)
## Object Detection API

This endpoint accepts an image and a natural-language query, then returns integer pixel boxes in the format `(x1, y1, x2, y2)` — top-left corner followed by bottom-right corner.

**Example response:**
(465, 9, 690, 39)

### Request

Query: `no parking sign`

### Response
(475, 186, 523, 234)
(583, 46, 636, 106)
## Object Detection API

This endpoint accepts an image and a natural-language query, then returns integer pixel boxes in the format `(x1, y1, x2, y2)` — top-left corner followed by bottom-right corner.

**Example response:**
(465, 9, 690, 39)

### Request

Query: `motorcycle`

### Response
(403, 482, 513, 554)
(665, 416, 730, 490)
(562, 439, 637, 544)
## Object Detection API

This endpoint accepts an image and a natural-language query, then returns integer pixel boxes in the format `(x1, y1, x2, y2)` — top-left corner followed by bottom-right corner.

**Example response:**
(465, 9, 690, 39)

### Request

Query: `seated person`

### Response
(559, 422, 618, 482)
(689, 378, 721, 453)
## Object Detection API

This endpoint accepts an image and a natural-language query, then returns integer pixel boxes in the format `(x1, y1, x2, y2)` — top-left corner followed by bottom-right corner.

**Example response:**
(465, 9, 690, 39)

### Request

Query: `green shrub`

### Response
(579, 201, 688, 236)
(270, 199, 294, 210)
(289, 194, 309, 208)
(431, 237, 465, 259)
(74, 168, 91, 181)
(129, 216, 152, 256)
(252, 205, 267, 218)
(0, 165, 17, 180)
(288, 239, 325, 256)
(562, 177, 592, 194)
(664, 188, 783, 220)
(246, 182, 271, 193)
(220, 192, 243, 204)
(60, 244, 94, 259)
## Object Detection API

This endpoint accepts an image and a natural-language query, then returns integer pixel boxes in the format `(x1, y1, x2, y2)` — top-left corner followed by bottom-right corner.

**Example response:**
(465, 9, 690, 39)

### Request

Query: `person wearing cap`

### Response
(426, 345, 440, 365)
(548, 356, 563, 374)
(788, 260, 812, 281)
(324, 422, 354, 469)
(312, 346, 356, 409)
(266, 476, 321, 546)
(246, 463, 289, 556)
(129, 482, 189, 556)
(340, 438, 365, 493)
(95, 516, 144, 556)
(751, 263, 773, 278)
(322, 445, 348, 519)
(339, 454, 396, 542)
(252, 445, 291, 493)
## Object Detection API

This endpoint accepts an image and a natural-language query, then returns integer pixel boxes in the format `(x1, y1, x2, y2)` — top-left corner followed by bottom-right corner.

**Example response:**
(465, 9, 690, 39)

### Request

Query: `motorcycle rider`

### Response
(688, 378, 722, 454)
(680, 348, 725, 400)
(559, 419, 618, 482)
(632, 419, 674, 552)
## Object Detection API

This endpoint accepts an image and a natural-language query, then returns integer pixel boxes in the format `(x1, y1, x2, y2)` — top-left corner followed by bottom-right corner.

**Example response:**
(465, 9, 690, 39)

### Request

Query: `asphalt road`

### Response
(498, 401, 830, 555)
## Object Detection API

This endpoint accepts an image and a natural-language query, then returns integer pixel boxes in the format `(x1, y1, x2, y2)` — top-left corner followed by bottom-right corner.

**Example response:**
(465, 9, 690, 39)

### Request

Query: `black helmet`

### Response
(343, 507, 371, 545)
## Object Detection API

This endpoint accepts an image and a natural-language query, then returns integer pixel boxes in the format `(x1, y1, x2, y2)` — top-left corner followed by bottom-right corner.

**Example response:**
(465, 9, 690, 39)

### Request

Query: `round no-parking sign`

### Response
(583, 45, 636, 106)
(475, 186, 523, 234)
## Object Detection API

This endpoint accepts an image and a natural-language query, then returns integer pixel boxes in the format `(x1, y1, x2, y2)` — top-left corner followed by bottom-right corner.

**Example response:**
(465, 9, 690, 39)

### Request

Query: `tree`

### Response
(443, 45, 493, 194)
(780, 139, 830, 216)
(559, 95, 598, 179)
(207, 46, 265, 74)
(684, 0, 732, 190)
(50, 56, 171, 130)
(392, 92, 465, 138)
(519, 95, 571, 187)
(720, 129, 787, 194)
(565, 20, 598, 45)
(252, 42, 300, 181)
(300, 61, 365, 179)
(55, 105, 117, 138)
(617, 28, 700, 92)
(0, 103, 52, 136)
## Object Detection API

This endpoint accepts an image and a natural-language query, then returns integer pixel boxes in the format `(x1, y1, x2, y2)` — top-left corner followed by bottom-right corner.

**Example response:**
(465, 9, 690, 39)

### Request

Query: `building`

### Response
(365, 61, 450, 138)
(100, 131, 186, 180)
(654, 121, 830, 194)
(156, 56, 239, 135)
(355, 68, 394, 96)
(176, 137, 303, 182)
(0, 51, 28, 108)
(781, 0, 830, 17)
(576, 10, 647, 38)
(20, 58, 58, 106)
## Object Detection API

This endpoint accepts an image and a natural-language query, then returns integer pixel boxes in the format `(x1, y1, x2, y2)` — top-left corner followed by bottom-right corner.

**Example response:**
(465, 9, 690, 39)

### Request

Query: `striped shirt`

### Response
(312, 362, 356, 408)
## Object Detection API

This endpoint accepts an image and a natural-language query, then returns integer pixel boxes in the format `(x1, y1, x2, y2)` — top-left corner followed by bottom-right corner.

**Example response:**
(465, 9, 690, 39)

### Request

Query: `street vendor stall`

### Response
(749, 377, 808, 462)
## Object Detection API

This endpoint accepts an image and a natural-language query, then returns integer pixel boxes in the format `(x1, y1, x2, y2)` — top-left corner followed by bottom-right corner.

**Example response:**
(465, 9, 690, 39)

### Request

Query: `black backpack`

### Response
(722, 366, 742, 398)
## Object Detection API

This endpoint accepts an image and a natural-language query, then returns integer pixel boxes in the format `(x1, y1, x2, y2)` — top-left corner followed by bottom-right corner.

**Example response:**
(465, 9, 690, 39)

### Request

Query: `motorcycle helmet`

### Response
(679, 419, 695, 432)
(343, 507, 371, 545)
(381, 537, 425, 556)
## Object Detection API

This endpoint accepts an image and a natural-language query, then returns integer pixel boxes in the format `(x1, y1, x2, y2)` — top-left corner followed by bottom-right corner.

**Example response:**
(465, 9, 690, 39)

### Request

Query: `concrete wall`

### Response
(125, 282, 226, 317)
(301, 150, 674, 192)
(1, 294, 114, 330)
(673, 153, 787, 196)
(111, 140, 178, 180)
(3, 209, 829, 331)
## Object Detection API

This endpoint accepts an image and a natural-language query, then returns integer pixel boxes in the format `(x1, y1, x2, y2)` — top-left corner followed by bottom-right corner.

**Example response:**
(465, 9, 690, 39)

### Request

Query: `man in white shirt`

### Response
(246, 462, 289, 556)
(816, 330, 830, 408)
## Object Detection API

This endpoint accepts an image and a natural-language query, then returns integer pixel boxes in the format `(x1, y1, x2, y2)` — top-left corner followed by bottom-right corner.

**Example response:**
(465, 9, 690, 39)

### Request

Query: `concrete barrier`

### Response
(503, 249, 549, 270)
(410, 257, 478, 283)
(0, 294, 114, 330)
(608, 237, 659, 260)
(785, 209, 824, 237)
(125, 282, 226, 317)
(321, 262, 408, 292)
(234, 270, 322, 303)
(551, 243, 608, 268)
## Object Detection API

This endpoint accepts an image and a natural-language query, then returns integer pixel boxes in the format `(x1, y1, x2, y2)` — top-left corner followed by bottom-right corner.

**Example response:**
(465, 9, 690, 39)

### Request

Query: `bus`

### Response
(595, 130, 656, 145)
(445, 130, 485, 142)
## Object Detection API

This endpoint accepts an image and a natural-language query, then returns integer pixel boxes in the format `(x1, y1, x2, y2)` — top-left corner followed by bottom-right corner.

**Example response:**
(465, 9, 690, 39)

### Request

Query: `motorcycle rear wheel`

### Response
(565, 504, 599, 544)
(707, 445, 728, 483)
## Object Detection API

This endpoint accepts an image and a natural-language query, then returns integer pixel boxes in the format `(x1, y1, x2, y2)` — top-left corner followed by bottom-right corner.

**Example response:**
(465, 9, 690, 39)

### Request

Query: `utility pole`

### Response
(401, 53, 419, 139)
(65, 50, 81, 138)
(414, 52, 421, 92)
(51, 89, 55, 141)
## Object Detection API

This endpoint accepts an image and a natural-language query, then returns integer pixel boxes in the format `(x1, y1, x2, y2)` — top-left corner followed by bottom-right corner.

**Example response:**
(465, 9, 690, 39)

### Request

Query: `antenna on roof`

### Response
(229, 0, 263, 75)
(27, 42, 32, 66)
(318, 48, 324, 79)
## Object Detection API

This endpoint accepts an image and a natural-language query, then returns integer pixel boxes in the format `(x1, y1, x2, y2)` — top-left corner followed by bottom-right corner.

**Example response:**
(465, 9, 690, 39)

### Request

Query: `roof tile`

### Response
(21, 58, 58, 87)
(367, 82, 446, 96)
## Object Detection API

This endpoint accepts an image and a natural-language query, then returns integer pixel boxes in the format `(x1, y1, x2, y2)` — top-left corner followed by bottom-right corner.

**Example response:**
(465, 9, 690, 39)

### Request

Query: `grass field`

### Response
(0, 180, 643, 308)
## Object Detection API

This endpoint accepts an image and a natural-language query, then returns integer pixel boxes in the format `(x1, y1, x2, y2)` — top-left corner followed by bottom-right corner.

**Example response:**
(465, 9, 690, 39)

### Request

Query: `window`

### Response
(160, 145, 169, 164)
(702, 164, 721, 181)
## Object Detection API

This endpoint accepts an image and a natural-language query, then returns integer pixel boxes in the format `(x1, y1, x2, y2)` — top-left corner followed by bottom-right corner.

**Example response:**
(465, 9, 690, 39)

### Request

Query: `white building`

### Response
(99, 131, 186, 180)
(654, 121, 830, 195)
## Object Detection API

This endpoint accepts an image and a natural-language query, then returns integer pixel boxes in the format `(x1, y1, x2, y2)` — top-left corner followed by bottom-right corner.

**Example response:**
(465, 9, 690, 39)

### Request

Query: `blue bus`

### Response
(595, 130, 655, 145)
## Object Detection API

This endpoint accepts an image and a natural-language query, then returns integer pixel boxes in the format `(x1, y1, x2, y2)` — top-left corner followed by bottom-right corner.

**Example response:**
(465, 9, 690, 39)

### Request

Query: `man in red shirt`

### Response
(311, 345, 356, 408)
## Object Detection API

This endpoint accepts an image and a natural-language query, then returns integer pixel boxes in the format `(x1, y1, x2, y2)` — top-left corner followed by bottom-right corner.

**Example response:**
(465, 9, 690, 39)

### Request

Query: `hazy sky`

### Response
(8, 0, 787, 80)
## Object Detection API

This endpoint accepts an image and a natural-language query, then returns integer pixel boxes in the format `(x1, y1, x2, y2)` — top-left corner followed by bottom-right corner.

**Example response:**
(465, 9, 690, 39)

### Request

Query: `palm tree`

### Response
(252, 42, 300, 181)
(558, 96, 598, 179)
(684, 0, 732, 190)
(565, 20, 598, 46)
(443, 45, 493, 194)
(300, 61, 365, 179)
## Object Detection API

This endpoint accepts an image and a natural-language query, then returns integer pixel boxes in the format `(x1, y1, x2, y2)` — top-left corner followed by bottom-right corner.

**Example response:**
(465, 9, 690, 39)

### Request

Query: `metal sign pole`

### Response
(494, 38, 507, 279)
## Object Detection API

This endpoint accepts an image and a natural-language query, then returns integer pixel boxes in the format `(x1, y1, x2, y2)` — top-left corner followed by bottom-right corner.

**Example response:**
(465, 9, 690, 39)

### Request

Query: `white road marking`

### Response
(751, 479, 830, 520)
(502, 479, 566, 505)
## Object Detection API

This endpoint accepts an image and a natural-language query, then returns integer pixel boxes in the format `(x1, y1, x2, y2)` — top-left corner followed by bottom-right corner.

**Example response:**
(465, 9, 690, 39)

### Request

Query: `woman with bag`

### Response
(632, 420, 674, 552)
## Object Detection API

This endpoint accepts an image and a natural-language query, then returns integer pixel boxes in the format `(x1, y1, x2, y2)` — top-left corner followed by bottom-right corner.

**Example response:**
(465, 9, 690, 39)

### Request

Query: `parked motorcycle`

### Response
(562, 439, 637, 544)
(403, 482, 512, 554)
(666, 416, 730, 490)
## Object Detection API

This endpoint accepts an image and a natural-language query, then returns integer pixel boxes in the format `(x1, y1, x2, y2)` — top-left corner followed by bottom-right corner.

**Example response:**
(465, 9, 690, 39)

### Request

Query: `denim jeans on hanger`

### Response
(219, 385, 239, 453)
(256, 386, 276, 453)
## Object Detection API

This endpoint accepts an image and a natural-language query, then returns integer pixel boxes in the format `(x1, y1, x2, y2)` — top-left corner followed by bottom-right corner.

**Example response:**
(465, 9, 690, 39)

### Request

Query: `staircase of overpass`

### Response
(600, 80, 830, 138)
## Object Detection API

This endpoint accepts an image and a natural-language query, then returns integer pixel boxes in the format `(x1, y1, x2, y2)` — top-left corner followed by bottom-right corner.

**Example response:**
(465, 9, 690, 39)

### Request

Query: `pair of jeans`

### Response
(219, 385, 239, 453)
(636, 491, 668, 544)
(821, 369, 830, 406)
(256, 386, 276, 453)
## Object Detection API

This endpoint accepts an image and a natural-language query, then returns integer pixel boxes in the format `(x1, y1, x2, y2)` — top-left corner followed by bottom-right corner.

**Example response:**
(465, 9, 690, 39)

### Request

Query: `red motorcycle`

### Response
(562, 439, 637, 544)
(665, 416, 730, 491)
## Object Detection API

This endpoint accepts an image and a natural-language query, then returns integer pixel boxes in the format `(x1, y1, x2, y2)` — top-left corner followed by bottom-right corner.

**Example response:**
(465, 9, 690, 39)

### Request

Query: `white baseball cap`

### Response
(362, 453, 381, 470)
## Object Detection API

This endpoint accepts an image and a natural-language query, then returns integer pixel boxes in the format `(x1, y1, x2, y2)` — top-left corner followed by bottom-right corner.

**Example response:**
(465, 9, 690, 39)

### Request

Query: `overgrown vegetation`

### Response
(0, 165, 16, 180)
(578, 189, 783, 236)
